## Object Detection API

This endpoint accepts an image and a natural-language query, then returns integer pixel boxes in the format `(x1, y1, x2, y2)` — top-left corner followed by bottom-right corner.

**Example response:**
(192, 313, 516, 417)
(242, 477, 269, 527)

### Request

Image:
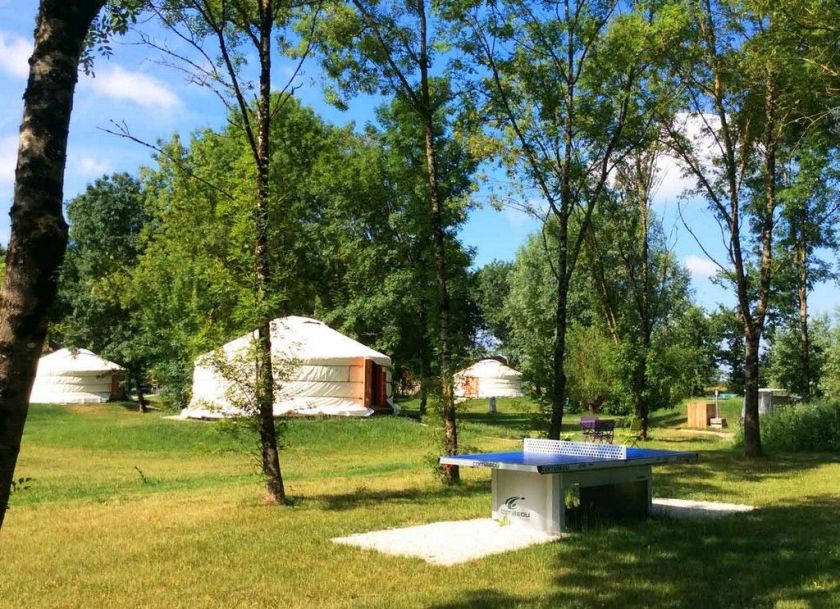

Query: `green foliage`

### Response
(708, 306, 747, 393)
(131, 96, 477, 403)
(314, 95, 479, 385)
(747, 400, 840, 452)
(471, 260, 514, 353)
(53, 173, 152, 399)
(565, 324, 621, 413)
(766, 316, 832, 398)
(818, 318, 840, 399)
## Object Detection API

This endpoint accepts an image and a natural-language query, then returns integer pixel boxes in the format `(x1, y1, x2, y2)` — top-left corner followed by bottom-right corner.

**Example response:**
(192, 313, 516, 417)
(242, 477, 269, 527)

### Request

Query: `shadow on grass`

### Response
(654, 449, 834, 497)
(429, 496, 839, 609)
(549, 495, 838, 609)
(428, 590, 525, 609)
(313, 480, 489, 512)
(457, 411, 540, 435)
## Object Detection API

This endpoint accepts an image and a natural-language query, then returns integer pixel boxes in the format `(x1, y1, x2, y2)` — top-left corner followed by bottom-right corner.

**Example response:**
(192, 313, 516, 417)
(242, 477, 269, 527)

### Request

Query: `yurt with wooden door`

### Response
(30, 348, 125, 404)
(181, 316, 393, 418)
(454, 358, 523, 398)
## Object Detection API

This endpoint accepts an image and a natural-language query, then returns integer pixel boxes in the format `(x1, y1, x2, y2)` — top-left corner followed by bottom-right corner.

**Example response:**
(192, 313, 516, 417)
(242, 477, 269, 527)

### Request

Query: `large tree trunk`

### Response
(254, 0, 285, 504)
(742, 331, 763, 456)
(0, 0, 105, 528)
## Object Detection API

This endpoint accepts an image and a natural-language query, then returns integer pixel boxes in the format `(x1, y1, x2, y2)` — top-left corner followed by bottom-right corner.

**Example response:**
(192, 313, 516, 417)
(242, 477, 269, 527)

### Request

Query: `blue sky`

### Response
(0, 1, 836, 315)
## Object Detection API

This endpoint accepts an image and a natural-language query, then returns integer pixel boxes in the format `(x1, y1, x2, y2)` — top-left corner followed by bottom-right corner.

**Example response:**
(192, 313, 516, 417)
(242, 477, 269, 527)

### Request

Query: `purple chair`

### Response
(580, 416, 598, 442)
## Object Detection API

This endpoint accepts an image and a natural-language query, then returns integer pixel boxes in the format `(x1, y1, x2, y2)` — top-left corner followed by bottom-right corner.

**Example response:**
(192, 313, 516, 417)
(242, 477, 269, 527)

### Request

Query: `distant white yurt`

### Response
(454, 358, 523, 398)
(30, 348, 125, 404)
(181, 316, 393, 419)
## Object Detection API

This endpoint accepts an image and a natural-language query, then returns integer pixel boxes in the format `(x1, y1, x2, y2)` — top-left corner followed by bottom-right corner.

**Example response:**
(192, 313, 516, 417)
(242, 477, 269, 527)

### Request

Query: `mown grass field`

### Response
(1, 398, 838, 609)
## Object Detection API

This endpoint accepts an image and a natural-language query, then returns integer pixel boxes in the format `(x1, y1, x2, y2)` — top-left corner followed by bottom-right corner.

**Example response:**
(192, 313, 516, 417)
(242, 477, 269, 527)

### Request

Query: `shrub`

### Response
(746, 400, 840, 452)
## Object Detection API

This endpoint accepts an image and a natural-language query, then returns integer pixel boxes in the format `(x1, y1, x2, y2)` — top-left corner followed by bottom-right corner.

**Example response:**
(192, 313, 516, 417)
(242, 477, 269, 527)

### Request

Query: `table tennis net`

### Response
(523, 439, 627, 460)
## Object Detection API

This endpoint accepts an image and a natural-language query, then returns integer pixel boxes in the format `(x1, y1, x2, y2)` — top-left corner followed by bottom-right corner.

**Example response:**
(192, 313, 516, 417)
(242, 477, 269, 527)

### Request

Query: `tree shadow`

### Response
(653, 449, 835, 498)
(428, 590, 525, 609)
(312, 479, 489, 512)
(423, 496, 838, 609)
(541, 495, 839, 609)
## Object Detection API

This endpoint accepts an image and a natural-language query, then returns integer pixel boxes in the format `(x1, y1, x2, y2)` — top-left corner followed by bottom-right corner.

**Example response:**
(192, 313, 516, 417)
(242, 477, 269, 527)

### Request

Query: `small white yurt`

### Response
(454, 358, 523, 399)
(181, 316, 393, 419)
(30, 348, 125, 404)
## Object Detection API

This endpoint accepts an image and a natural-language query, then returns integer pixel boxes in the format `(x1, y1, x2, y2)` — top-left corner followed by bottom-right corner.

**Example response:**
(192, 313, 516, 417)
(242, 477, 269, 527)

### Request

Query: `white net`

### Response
(523, 439, 626, 460)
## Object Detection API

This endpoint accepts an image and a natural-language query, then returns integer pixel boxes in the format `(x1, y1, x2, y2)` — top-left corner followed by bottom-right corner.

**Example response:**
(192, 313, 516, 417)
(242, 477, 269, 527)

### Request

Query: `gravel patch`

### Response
(333, 518, 561, 566)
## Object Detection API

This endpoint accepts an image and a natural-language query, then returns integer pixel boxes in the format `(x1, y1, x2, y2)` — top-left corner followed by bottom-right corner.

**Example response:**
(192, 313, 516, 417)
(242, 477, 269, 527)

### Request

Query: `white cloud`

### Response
(88, 66, 181, 110)
(652, 112, 723, 205)
(683, 254, 719, 280)
(0, 32, 31, 78)
(70, 155, 111, 178)
(0, 134, 18, 185)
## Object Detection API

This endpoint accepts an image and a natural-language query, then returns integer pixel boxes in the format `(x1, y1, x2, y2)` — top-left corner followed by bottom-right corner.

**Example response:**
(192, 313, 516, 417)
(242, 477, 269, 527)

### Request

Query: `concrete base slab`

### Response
(332, 518, 561, 566)
(652, 498, 755, 519)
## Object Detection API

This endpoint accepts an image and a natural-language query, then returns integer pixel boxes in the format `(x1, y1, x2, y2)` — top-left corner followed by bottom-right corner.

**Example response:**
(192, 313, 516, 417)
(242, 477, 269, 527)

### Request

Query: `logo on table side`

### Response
(500, 496, 530, 519)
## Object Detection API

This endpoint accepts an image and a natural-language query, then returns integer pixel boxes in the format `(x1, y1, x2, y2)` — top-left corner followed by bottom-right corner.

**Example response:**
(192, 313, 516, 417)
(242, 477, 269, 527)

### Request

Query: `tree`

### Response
(314, 97, 478, 416)
(654, 0, 839, 456)
(471, 260, 514, 354)
(565, 323, 620, 413)
(451, 0, 662, 438)
(54, 173, 152, 412)
(312, 0, 477, 481)
(770, 137, 839, 399)
(580, 147, 698, 437)
(0, 0, 111, 528)
(141, 0, 319, 504)
(766, 315, 832, 398)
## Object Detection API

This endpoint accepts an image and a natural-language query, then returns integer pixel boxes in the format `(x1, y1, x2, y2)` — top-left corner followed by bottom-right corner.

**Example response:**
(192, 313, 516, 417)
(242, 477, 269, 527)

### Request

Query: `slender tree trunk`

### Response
(549, 258, 569, 440)
(418, 316, 430, 416)
(254, 0, 285, 504)
(417, 0, 458, 482)
(135, 371, 149, 413)
(796, 242, 811, 399)
(636, 183, 652, 439)
(423, 117, 458, 481)
(0, 0, 105, 528)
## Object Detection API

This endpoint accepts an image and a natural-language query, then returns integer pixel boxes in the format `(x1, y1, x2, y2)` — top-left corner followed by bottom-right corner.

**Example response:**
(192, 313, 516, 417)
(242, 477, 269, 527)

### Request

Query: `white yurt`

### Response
(181, 316, 393, 419)
(454, 358, 523, 398)
(30, 348, 125, 404)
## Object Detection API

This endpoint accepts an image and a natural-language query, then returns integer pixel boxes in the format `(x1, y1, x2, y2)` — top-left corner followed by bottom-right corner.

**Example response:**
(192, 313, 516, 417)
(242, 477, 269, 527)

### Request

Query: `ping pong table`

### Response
(440, 439, 697, 534)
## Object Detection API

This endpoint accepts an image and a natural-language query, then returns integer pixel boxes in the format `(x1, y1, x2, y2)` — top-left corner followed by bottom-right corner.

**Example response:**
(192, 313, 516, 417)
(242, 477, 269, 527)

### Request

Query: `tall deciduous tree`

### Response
(658, 0, 838, 456)
(581, 148, 696, 437)
(55, 173, 152, 412)
(144, 0, 316, 503)
(315, 97, 478, 415)
(0, 0, 109, 528)
(451, 0, 660, 438)
(770, 137, 839, 399)
(312, 0, 474, 481)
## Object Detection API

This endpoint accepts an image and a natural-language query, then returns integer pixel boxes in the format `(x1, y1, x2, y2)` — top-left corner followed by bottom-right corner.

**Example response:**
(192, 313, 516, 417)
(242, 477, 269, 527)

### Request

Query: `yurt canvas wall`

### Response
(30, 348, 125, 404)
(182, 316, 393, 418)
(454, 359, 523, 398)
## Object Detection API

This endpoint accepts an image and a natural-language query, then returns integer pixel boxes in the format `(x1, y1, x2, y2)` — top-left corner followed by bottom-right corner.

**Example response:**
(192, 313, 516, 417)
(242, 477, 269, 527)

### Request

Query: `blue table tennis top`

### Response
(439, 446, 698, 474)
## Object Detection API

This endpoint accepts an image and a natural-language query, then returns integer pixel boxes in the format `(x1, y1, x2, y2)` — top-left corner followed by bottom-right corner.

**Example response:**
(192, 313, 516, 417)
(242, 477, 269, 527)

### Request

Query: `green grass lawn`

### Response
(1, 400, 838, 609)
